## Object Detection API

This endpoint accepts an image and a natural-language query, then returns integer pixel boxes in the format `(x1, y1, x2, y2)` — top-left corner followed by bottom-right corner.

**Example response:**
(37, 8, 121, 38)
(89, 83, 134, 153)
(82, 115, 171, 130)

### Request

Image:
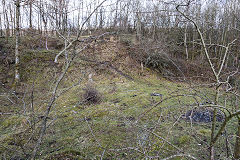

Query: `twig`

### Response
(0, 112, 12, 115)
(54, 0, 108, 63)
(136, 94, 197, 122)
(162, 153, 197, 160)
(31, 45, 77, 160)
(100, 148, 106, 160)
(85, 115, 103, 148)
(138, 125, 182, 152)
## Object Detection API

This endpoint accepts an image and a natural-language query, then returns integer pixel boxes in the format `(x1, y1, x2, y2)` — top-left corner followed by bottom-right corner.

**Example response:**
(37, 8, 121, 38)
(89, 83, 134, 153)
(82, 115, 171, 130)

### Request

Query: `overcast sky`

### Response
(0, 0, 231, 29)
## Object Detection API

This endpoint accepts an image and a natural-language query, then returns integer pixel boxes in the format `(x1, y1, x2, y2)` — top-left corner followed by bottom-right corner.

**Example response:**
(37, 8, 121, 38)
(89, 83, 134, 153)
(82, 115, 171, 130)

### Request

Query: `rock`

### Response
(126, 116, 135, 121)
(131, 94, 137, 97)
(185, 109, 224, 123)
(150, 93, 163, 97)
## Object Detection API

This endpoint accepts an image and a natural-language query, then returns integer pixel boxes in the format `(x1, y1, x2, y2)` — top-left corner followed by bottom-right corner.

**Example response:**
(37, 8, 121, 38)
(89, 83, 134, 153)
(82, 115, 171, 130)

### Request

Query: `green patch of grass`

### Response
(45, 149, 85, 160)
(21, 49, 56, 63)
(40, 74, 209, 156)
(0, 115, 25, 130)
(1, 48, 231, 159)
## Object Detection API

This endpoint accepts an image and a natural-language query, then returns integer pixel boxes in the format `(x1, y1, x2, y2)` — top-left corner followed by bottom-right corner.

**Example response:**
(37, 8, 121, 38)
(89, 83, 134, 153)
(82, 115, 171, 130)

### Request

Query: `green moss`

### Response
(21, 49, 56, 64)
(198, 129, 211, 136)
(0, 115, 24, 129)
(178, 135, 191, 145)
(45, 149, 84, 160)
(58, 136, 75, 145)
(0, 134, 14, 146)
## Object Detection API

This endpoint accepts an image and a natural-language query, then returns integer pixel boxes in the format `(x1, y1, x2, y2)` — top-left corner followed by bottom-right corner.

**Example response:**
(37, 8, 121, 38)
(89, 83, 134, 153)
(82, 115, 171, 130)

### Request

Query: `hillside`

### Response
(0, 34, 238, 160)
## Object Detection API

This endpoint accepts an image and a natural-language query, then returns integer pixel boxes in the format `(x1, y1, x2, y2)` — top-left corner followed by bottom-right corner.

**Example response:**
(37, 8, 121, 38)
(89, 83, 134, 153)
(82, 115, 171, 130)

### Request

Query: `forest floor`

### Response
(0, 35, 236, 159)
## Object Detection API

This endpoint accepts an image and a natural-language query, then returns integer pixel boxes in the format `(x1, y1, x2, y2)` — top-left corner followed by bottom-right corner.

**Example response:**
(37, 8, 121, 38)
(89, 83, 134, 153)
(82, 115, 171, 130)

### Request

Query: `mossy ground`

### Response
(0, 36, 237, 159)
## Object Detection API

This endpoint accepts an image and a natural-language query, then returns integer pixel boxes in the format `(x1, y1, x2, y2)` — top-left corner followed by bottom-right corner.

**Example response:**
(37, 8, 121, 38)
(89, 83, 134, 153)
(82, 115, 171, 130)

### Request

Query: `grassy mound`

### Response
(0, 35, 237, 159)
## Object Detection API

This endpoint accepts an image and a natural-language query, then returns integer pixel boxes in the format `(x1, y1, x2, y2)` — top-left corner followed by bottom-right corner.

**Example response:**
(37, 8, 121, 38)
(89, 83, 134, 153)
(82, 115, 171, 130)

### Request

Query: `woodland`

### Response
(0, 0, 240, 159)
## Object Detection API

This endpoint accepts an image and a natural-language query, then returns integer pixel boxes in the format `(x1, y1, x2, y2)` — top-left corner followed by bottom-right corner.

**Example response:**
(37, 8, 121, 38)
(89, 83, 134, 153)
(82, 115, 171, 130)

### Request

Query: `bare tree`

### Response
(29, 0, 33, 29)
(177, 1, 238, 159)
(14, 0, 20, 85)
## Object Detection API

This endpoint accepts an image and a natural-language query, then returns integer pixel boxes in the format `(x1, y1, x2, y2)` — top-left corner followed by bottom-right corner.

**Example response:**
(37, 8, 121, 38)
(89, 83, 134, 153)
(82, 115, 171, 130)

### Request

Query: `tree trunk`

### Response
(184, 25, 189, 60)
(234, 96, 240, 159)
(0, 14, 2, 36)
(29, 0, 33, 28)
(3, 0, 10, 38)
(15, 0, 20, 84)
(234, 120, 240, 159)
(210, 85, 220, 160)
(136, 12, 142, 41)
(9, 4, 14, 36)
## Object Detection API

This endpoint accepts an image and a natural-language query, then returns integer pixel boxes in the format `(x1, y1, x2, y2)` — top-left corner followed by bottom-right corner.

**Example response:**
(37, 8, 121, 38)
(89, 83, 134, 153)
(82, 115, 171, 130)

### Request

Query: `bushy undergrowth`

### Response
(125, 37, 215, 81)
(83, 84, 102, 105)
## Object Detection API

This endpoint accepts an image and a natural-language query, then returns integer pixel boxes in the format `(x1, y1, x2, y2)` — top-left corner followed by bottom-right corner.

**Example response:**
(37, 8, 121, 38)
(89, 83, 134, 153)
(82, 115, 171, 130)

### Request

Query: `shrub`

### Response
(82, 85, 102, 105)
(128, 39, 180, 77)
